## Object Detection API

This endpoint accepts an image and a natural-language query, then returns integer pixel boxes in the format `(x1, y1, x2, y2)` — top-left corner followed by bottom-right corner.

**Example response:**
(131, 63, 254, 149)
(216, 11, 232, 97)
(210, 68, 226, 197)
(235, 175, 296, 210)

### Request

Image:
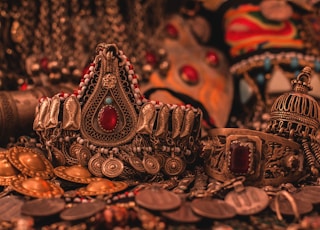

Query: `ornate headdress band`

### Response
(33, 43, 202, 179)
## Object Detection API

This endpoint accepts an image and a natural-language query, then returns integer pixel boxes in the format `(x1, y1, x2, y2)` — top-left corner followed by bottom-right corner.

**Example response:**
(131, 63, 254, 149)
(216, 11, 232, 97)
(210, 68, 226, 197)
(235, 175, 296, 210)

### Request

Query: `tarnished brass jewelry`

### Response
(162, 201, 202, 223)
(69, 143, 91, 166)
(164, 155, 185, 176)
(88, 153, 105, 177)
(60, 200, 105, 221)
(128, 156, 146, 173)
(54, 165, 99, 184)
(7, 146, 54, 179)
(101, 156, 124, 178)
(135, 187, 181, 211)
(77, 178, 128, 196)
(191, 198, 236, 219)
(0, 195, 24, 222)
(292, 186, 320, 205)
(11, 177, 64, 198)
(21, 198, 66, 217)
(0, 151, 20, 186)
(142, 153, 161, 175)
(224, 179, 270, 216)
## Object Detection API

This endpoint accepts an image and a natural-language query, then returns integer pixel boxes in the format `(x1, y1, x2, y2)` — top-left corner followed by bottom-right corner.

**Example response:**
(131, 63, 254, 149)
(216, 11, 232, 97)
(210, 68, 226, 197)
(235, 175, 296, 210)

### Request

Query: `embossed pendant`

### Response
(0, 151, 20, 186)
(54, 165, 99, 184)
(88, 153, 106, 177)
(77, 178, 128, 196)
(101, 157, 124, 178)
(142, 154, 160, 175)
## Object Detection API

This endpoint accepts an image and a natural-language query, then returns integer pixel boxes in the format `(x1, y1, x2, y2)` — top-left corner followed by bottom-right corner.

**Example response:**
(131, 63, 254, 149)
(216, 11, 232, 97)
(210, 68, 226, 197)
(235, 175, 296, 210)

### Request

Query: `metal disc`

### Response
(54, 165, 99, 184)
(69, 143, 91, 166)
(224, 186, 269, 215)
(21, 198, 65, 217)
(293, 186, 320, 204)
(269, 196, 313, 216)
(142, 154, 160, 174)
(191, 198, 236, 219)
(128, 156, 145, 172)
(154, 153, 166, 168)
(77, 179, 128, 196)
(7, 146, 54, 179)
(0, 195, 24, 221)
(162, 201, 202, 223)
(101, 158, 124, 178)
(88, 154, 105, 177)
(60, 200, 105, 221)
(164, 157, 185, 176)
(135, 187, 181, 211)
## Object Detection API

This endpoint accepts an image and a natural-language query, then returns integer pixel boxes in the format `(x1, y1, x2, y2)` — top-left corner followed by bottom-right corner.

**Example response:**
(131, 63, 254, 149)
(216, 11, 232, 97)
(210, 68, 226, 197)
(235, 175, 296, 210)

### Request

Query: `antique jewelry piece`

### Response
(34, 43, 202, 181)
(202, 128, 303, 186)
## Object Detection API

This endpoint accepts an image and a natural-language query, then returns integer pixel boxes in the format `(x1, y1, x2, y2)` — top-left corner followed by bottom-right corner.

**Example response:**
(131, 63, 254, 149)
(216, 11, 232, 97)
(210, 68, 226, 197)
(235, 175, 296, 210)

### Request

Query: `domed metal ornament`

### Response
(77, 178, 128, 196)
(7, 146, 54, 179)
(11, 177, 64, 198)
(266, 66, 320, 175)
(0, 151, 20, 186)
(54, 165, 100, 184)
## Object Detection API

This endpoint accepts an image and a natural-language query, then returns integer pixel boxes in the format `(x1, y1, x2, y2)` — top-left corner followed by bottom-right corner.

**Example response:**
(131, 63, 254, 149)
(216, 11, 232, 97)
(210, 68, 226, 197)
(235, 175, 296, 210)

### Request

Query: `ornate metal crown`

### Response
(33, 43, 202, 180)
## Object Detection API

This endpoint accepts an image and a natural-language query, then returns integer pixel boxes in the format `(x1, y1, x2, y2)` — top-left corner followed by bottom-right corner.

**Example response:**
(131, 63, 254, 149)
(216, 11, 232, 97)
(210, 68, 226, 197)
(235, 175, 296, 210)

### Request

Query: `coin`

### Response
(128, 156, 145, 172)
(135, 187, 181, 211)
(142, 154, 160, 174)
(162, 201, 202, 223)
(60, 200, 105, 221)
(164, 156, 185, 176)
(293, 186, 320, 204)
(0, 195, 24, 221)
(191, 198, 236, 219)
(225, 186, 269, 215)
(88, 153, 105, 177)
(21, 198, 65, 217)
(101, 157, 124, 178)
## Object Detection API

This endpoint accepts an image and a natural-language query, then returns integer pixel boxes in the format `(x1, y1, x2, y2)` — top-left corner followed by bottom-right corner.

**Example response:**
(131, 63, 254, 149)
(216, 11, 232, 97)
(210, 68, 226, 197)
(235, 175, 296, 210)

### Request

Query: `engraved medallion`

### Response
(60, 200, 105, 221)
(0, 151, 20, 186)
(135, 187, 181, 211)
(162, 201, 202, 223)
(21, 198, 65, 217)
(142, 154, 160, 174)
(11, 177, 64, 198)
(101, 157, 124, 178)
(88, 153, 105, 177)
(154, 152, 166, 168)
(77, 178, 128, 196)
(164, 156, 185, 176)
(191, 198, 236, 219)
(129, 156, 145, 173)
(7, 146, 54, 179)
(224, 186, 269, 215)
(54, 165, 99, 184)
(0, 196, 24, 221)
(69, 143, 92, 166)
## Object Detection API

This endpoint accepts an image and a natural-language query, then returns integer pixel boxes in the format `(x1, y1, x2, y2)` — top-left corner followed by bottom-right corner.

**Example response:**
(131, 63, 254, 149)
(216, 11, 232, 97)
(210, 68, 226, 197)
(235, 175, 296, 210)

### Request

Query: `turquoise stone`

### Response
(264, 57, 271, 71)
(105, 96, 113, 105)
(290, 57, 299, 69)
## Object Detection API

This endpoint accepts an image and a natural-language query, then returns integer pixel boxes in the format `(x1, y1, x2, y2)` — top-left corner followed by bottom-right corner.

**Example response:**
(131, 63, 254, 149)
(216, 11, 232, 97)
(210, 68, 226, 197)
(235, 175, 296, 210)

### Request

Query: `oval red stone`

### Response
(99, 106, 118, 131)
(165, 23, 179, 38)
(229, 142, 250, 174)
(179, 65, 199, 85)
(145, 51, 157, 66)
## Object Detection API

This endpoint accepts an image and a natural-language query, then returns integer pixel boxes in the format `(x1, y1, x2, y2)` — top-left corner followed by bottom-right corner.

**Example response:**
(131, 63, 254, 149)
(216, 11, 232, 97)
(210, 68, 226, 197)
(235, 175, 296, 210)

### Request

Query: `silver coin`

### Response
(164, 156, 185, 176)
(21, 198, 65, 217)
(101, 158, 124, 178)
(191, 198, 236, 219)
(162, 201, 202, 223)
(60, 200, 105, 221)
(293, 186, 320, 204)
(270, 195, 313, 216)
(225, 186, 269, 215)
(0, 195, 24, 221)
(142, 154, 160, 174)
(135, 187, 181, 211)
(88, 154, 105, 177)
(128, 156, 145, 172)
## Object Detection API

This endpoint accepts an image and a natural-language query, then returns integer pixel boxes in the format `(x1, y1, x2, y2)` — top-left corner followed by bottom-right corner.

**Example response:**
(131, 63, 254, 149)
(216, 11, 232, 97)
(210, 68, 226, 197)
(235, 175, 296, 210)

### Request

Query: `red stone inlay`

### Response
(179, 65, 199, 85)
(165, 23, 179, 38)
(229, 142, 250, 174)
(99, 106, 118, 131)
(206, 50, 219, 66)
(145, 51, 157, 66)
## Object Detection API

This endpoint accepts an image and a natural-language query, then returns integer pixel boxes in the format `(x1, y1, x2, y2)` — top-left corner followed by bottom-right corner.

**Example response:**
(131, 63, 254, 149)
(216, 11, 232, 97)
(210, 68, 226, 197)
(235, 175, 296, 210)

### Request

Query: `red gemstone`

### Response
(165, 23, 178, 38)
(229, 142, 250, 174)
(179, 65, 199, 85)
(82, 64, 90, 76)
(145, 51, 157, 66)
(206, 50, 219, 66)
(99, 106, 118, 131)
(40, 57, 49, 72)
